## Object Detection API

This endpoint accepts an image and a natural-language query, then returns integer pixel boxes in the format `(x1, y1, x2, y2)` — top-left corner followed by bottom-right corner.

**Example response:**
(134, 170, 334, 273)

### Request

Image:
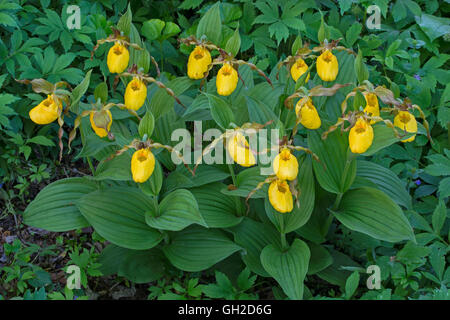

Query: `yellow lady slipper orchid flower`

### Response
(107, 42, 129, 74)
(216, 63, 238, 96)
(131, 148, 155, 183)
(226, 132, 256, 167)
(394, 111, 417, 142)
(187, 46, 212, 80)
(290, 58, 310, 83)
(316, 50, 338, 82)
(295, 97, 321, 129)
(349, 117, 374, 154)
(268, 179, 293, 213)
(273, 148, 298, 181)
(29, 95, 60, 125)
(125, 78, 147, 111)
(90, 110, 112, 138)
(363, 93, 380, 124)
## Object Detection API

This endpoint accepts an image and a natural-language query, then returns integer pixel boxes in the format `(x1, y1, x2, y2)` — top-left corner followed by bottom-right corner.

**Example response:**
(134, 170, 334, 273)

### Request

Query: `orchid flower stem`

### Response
(228, 163, 237, 186)
(227, 163, 242, 216)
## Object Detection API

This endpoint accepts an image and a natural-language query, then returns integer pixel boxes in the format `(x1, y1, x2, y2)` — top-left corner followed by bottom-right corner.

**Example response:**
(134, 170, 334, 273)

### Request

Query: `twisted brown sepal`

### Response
(91, 28, 142, 60)
(235, 60, 273, 88)
(245, 175, 277, 215)
(15, 78, 54, 94)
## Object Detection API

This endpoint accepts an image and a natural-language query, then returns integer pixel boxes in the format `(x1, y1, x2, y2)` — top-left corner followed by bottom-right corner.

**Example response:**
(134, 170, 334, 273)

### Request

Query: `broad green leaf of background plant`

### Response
(190, 183, 243, 228)
(196, 2, 222, 44)
(333, 187, 415, 243)
(24, 177, 97, 231)
(229, 217, 281, 277)
(308, 128, 356, 194)
(162, 225, 242, 272)
(260, 239, 310, 300)
(145, 189, 206, 231)
(99, 245, 165, 284)
(77, 186, 163, 250)
(356, 160, 412, 210)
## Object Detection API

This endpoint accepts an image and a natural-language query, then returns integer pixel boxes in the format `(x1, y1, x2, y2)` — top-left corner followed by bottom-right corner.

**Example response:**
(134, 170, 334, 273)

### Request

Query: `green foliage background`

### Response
(0, 0, 449, 300)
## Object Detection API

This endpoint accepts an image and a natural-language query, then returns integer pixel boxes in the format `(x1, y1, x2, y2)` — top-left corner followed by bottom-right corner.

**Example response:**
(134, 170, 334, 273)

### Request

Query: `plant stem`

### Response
(228, 163, 237, 186)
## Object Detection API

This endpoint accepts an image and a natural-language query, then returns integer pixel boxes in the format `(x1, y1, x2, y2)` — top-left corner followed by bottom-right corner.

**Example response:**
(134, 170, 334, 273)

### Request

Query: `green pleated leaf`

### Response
(117, 3, 132, 36)
(94, 151, 132, 181)
(150, 77, 194, 120)
(77, 187, 163, 250)
(190, 183, 243, 228)
(99, 244, 165, 283)
(356, 160, 412, 209)
(307, 242, 333, 275)
(229, 217, 281, 277)
(24, 177, 97, 232)
(196, 2, 222, 44)
(260, 239, 310, 300)
(333, 187, 415, 243)
(317, 249, 362, 288)
(308, 128, 356, 194)
(206, 93, 235, 130)
(363, 123, 413, 156)
(221, 166, 267, 198)
(162, 225, 242, 272)
(145, 189, 206, 231)
(163, 164, 230, 194)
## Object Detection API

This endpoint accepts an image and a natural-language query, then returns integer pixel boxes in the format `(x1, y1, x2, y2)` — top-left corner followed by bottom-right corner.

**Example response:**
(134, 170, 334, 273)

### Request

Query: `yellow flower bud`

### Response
(295, 97, 321, 130)
(290, 58, 310, 83)
(131, 148, 155, 183)
(394, 111, 417, 142)
(363, 93, 380, 124)
(273, 148, 298, 181)
(107, 42, 129, 74)
(316, 50, 338, 82)
(268, 179, 293, 213)
(187, 46, 212, 79)
(216, 63, 238, 96)
(349, 117, 374, 154)
(124, 78, 147, 111)
(226, 132, 256, 167)
(90, 110, 112, 138)
(29, 95, 60, 125)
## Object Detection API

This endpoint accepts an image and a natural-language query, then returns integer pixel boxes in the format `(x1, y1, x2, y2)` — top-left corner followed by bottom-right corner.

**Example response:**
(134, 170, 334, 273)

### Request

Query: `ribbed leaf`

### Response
(94, 152, 132, 181)
(24, 177, 97, 232)
(99, 244, 165, 283)
(307, 242, 332, 275)
(222, 166, 268, 198)
(162, 225, 241, 272)
(260, 239, 310, 300)
(145, 189, 206, 231)
(207, 93, 235, 130)
(229, 217, 281, 277)
(190, 183, 243, 228)
(356, 160, 412, 209)
(333, 187, 415, 242)
(163, 164, 230, 194)
(196, 2, 222, 44)
(363, 124, 413, 156)
(308, 128, 356, 194)
(77, 187, 162, 250)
